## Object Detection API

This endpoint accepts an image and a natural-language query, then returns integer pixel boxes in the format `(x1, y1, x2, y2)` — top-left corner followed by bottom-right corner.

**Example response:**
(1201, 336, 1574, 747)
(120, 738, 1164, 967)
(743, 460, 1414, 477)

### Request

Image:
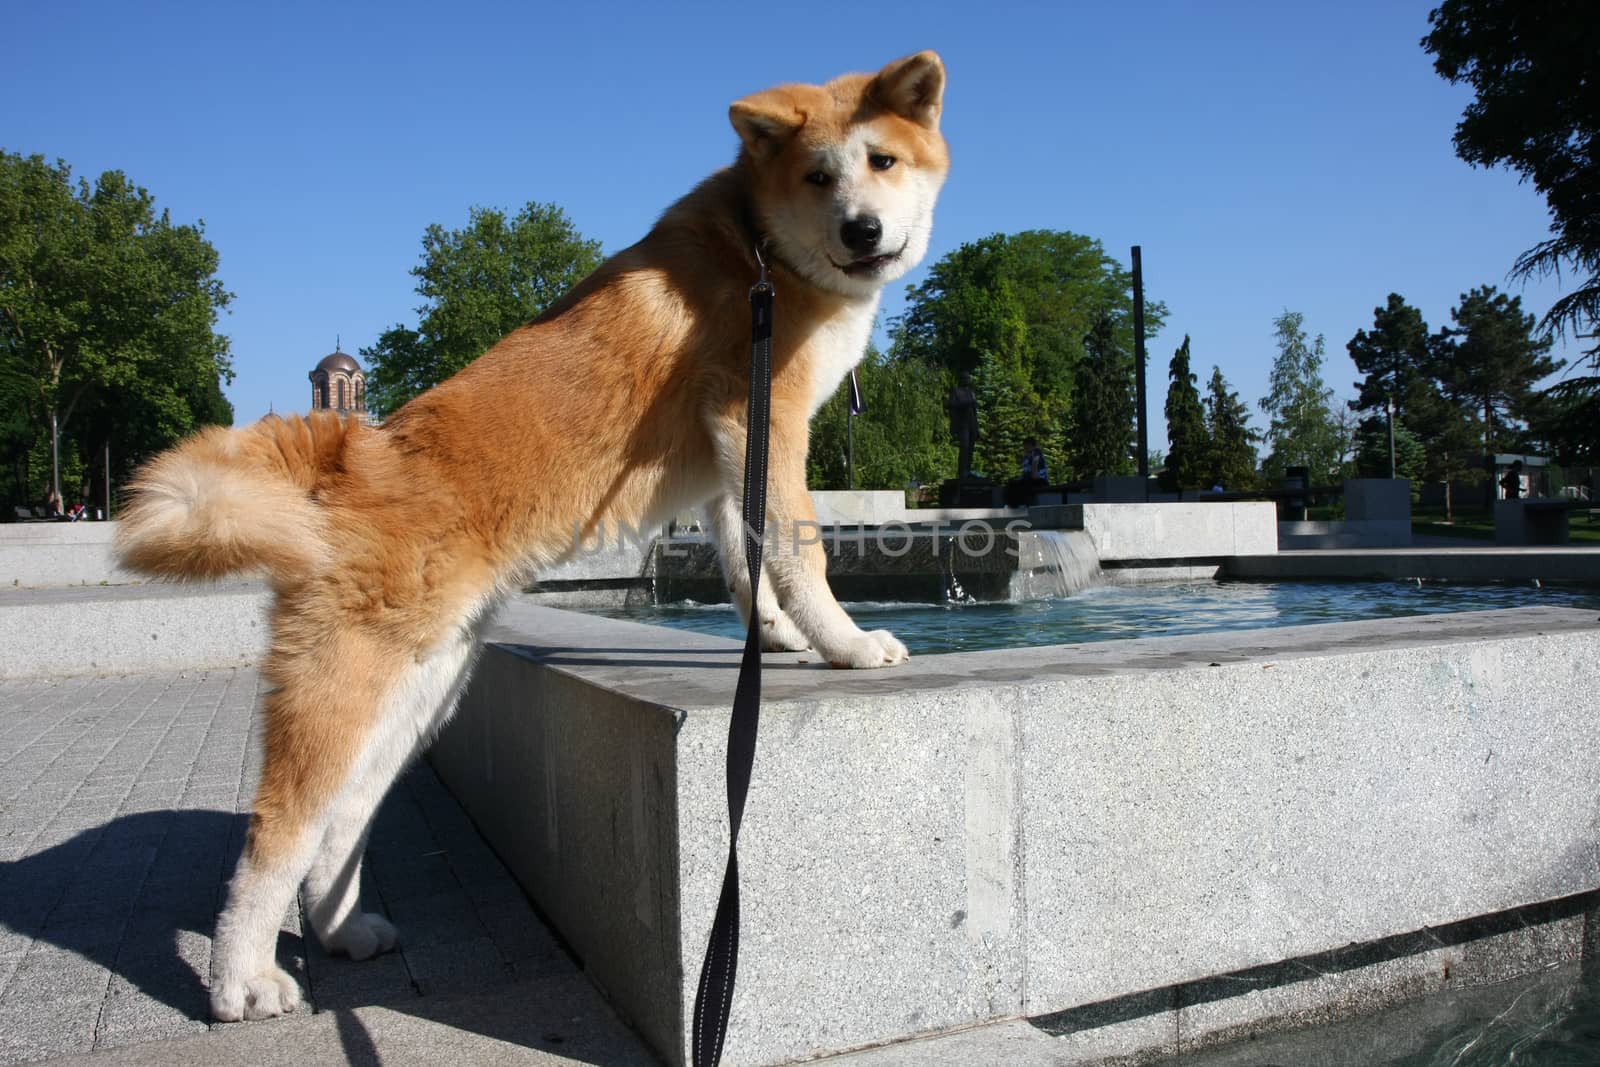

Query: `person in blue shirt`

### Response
(1020, 438, 1048, 482)
(1006, 437, 1050, 506)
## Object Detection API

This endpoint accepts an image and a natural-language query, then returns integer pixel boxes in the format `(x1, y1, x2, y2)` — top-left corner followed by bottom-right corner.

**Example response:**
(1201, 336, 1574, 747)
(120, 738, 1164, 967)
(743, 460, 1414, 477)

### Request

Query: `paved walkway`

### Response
(0, 669, 658, 1066)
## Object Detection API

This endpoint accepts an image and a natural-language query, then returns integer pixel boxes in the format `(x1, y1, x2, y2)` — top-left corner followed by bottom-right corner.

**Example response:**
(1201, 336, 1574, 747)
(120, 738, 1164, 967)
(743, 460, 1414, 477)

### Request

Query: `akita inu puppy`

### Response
(115, 51, 948, 1021)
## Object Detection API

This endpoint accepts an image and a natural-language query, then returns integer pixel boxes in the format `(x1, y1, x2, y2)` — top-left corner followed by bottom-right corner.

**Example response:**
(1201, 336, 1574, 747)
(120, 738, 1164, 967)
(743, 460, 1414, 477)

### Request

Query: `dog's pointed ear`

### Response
(730, 91, 804, 158)
(871, 51, 945, 128)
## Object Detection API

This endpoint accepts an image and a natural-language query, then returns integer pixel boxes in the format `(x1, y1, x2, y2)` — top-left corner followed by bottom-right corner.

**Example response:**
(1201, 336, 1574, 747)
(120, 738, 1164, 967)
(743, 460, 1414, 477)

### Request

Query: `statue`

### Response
(945, 372, 979, 479)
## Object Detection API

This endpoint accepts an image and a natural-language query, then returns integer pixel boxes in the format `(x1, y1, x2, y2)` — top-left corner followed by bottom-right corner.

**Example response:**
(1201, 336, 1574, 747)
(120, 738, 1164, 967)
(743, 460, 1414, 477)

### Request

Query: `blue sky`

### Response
(5, 1, 1579, 450)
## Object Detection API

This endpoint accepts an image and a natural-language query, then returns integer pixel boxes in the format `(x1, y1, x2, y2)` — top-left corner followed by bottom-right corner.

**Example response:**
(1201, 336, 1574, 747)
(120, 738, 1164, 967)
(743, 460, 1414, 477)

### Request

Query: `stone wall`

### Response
(431, 602, 1600, 1065)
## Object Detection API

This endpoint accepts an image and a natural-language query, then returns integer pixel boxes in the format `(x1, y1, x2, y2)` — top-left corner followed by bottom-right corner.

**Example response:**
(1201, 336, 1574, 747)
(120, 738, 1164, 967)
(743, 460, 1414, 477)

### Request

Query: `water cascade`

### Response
(1009, 529, 1104, 600)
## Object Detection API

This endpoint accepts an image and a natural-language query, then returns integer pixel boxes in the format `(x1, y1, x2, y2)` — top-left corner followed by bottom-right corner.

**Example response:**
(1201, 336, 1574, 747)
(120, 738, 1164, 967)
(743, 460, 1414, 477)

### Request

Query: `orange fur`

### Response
(114, 52, 950, 1021)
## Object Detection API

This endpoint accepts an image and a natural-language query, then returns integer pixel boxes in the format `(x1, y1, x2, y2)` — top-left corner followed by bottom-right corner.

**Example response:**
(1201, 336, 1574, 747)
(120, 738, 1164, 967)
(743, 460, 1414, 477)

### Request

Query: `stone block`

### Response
(1495, 500, 1572, 546)
(1345, 478, 1412, 522)
(1277, 519, 1412, 548)
(429, 600, 1600, 1066)
(0, 522, 134, 588)
(1092, 475, 1148, 502)
(1068, 502, 1278, 561)
(0, 582, 270, 679)
(810, 490, 909, 526)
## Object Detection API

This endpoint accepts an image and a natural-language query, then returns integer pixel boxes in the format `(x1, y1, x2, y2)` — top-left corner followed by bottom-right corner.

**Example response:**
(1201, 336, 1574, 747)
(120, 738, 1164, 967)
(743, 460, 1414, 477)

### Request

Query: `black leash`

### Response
(690, 246, 774, 1067)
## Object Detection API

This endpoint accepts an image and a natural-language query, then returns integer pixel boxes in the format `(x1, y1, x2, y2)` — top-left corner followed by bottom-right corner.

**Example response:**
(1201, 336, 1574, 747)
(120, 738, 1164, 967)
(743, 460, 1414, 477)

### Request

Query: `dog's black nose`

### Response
(840, 216, 882, 254)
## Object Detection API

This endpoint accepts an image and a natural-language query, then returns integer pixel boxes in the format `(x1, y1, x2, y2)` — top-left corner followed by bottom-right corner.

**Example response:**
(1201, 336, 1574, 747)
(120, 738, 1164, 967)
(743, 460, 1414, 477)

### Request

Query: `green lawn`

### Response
(1414, 509, 1600, 544)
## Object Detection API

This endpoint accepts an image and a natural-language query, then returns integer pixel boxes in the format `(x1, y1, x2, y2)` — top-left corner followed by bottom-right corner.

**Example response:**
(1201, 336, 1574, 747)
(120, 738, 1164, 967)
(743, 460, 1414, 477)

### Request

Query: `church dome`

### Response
(316, 350, 360, 374)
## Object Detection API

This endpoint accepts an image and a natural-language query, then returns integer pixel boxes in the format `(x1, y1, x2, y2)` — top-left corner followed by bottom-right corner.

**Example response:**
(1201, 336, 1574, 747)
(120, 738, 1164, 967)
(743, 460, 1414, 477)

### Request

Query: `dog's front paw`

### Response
(321, 912, 399, 961)
(761, 611, 811, 653)
(827, 629, 910, 669)
(211, 965, 302, 1022)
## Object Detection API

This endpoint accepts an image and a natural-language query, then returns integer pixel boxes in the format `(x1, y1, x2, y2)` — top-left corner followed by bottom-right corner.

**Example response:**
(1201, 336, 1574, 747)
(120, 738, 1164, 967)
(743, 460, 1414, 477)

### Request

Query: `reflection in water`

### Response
(1167, 962, 1600, 1067)
(603, 580, 1600, 656)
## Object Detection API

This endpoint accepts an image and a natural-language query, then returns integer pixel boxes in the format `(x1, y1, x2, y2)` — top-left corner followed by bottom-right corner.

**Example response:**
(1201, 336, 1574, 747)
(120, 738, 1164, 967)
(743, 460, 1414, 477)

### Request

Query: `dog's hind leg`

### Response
(708, 492, 810, 652)
(301, 632, 481, 961)
(210, 667, 367, 1022)
(210, 629, 478, 1022)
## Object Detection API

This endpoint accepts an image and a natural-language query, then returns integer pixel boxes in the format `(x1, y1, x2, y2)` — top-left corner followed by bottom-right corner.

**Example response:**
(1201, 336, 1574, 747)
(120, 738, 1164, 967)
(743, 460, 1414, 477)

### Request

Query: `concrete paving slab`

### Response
(0, 668, 658, 1067)
(32, 977, 659, 1067)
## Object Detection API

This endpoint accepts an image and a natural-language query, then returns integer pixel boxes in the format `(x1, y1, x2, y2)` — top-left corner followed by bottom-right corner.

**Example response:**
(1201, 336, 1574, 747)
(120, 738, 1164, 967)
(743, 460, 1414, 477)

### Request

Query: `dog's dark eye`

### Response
(805, 170, 832, 187)
(868, 153, 896, 171)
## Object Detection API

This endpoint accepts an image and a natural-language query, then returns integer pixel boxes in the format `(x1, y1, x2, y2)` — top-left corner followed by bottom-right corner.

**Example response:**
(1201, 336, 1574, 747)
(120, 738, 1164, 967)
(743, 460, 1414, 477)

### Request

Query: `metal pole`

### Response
(1132, 246, 1148, 480)
(1386, 397, 1396, 479)
(846, 413, 855, 491)
(50, 410, 61, 508)
(105, 441, 112, 520)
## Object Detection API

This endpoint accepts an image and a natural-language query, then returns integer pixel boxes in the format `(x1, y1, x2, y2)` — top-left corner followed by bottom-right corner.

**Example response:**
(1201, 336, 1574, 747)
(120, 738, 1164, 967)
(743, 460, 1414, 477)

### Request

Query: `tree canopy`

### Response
(1347, 293, 1433, 426)
(807, 347, 954, 493)
(890, 230, 1163, 482)
(1161, 335, 1208, 490)
(0, 151, 233, 513)
(1432, 285, 1560, 455)
(1424, 0, 1600, 363)
(1062, 313, 1135, 481)
(1203, 366, 1259, 491)
(363, 202, 603, 416)
(1260, 311, 1342, 482)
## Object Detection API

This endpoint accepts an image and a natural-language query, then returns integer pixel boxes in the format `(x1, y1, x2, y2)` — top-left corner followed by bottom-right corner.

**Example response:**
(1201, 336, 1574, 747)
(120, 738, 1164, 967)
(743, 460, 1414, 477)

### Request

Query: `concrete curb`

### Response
(1227, 547, 1600, 583)
(0, 582, 271, 679)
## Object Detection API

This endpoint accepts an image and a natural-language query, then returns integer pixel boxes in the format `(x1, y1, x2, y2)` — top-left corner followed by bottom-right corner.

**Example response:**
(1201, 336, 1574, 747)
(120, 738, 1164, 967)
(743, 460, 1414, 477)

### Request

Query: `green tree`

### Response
(1413, 391, 1487, 521)
(0, 152, 233, 512)
(1346, 293, 1439, 476)
(1203, 366, 1259, 491)
(1533, 375, 1599, 464)
(971, 348, 1038, 483)
(1062, 313, 1135, 480)
(1259, 311, 1341, 482)
(364, 202, 603, 415)
(892, 230, 1165, 479)
(1432, 286, 1561, 456)
(1161, 335, 1208, 490)
(1424, 1, 1600, 365)
(807, 348, 954, 493)
(1354, 418, 1426, 487)
(1348, 294, 1431, 420)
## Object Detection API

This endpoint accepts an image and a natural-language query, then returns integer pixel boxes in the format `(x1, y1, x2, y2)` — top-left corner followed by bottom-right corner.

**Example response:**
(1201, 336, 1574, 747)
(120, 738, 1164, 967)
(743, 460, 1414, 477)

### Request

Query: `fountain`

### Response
(1010, 528, 1104, 599)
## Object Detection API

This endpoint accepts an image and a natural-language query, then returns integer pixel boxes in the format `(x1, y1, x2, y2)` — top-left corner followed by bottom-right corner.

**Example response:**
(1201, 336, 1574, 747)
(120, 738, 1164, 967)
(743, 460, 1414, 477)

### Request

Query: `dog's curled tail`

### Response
(116, 415, 347, 584)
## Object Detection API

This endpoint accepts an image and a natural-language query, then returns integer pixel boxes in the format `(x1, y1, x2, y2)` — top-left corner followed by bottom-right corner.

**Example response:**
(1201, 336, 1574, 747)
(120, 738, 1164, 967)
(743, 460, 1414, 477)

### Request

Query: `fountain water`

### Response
(1009, 529, 1104, 600)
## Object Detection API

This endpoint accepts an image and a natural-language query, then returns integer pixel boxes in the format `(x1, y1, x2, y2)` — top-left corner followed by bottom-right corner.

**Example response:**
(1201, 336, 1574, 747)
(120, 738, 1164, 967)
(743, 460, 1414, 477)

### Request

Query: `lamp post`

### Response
(1132, 246, 1148, 481)
(1386, 396, 1396, 479)
(50, 411, 61, 511)
(846, 411, 854, 490)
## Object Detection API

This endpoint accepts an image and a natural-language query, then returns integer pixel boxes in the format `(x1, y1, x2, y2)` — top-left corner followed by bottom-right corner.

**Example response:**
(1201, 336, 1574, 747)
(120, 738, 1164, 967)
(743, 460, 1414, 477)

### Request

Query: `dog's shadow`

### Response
(0, 768, 655, 1065)
(0, 808, 248, 1023)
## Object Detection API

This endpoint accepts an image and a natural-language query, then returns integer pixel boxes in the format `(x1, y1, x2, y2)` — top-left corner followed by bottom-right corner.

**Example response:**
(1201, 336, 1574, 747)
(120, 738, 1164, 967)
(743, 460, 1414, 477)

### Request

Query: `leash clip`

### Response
(750, 241, 772, 297)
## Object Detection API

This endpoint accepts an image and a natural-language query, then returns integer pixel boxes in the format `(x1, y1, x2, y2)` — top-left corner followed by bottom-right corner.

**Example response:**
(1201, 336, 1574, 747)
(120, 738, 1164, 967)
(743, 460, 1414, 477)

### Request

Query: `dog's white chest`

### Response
(805, 297, 879, 415)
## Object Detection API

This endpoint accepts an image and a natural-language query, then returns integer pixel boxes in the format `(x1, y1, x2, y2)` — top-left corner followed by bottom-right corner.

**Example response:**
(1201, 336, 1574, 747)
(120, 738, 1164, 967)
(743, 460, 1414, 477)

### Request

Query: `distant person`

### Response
(1005, 437, 1050, 506)
(1020, 438, 1048, 483)
(44, 489, 63, 519)
(1501, 460, 1524, 501)
(945, 372, 979, 479)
